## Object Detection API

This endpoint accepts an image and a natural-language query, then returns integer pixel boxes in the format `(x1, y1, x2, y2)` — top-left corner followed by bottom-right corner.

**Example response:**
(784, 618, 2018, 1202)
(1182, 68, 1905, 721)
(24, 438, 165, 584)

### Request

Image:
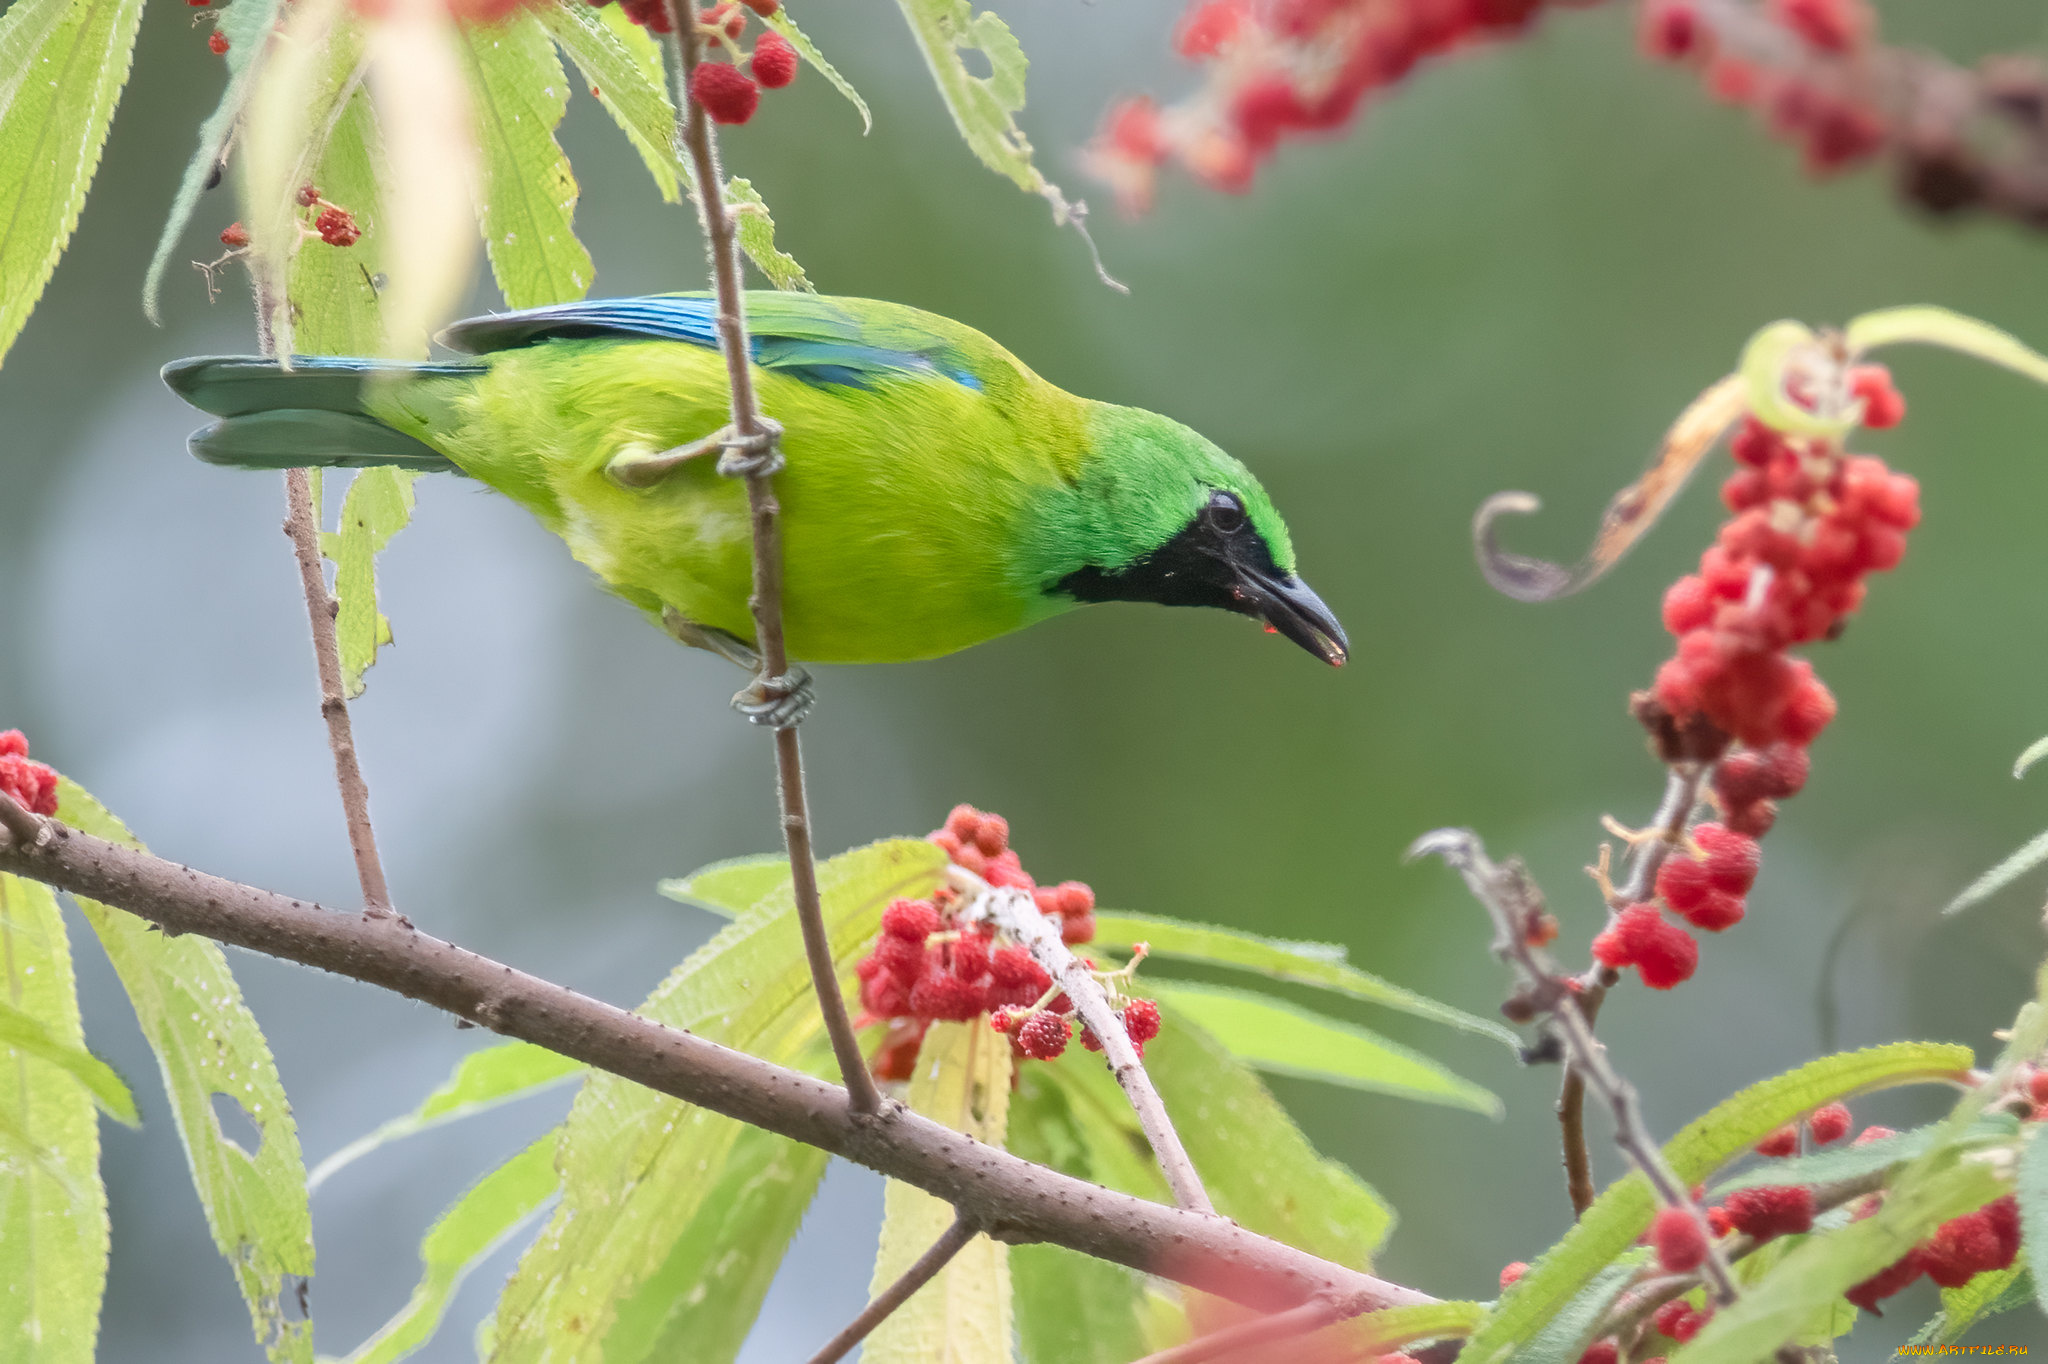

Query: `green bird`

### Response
(164, 293, 1346, 678)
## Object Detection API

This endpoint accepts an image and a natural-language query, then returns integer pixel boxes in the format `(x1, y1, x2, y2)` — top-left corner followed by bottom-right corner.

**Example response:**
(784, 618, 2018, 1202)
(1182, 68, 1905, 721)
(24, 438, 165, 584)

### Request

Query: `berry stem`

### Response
(802, 1214, 979, 1364)
(0, 788, 49, 852)
(950, 865, 1216, 1216)
(1410, 827, 1742, 1306)
(659, 0, 880, 1118)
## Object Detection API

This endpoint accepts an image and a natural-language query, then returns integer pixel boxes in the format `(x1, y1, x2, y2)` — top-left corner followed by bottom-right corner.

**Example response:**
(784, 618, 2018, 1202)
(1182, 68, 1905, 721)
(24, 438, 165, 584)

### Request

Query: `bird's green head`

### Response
(1025, 404, 1347, 665)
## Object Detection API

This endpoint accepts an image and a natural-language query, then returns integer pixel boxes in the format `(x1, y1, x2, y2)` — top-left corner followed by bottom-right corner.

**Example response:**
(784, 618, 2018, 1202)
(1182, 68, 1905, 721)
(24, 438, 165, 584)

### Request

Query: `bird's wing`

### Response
(437, 293, 988, 392)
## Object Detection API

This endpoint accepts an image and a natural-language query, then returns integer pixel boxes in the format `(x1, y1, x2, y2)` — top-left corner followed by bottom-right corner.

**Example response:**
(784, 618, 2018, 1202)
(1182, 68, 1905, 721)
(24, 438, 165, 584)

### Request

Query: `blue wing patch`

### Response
(437, 294, 983, 392)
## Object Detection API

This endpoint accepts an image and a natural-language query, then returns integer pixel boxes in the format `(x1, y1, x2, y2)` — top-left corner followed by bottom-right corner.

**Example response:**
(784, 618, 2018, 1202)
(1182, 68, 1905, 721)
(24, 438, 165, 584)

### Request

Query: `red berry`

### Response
(1693, 823, 1761, 895)
(1662, 576, 1714, 635)
(1847, 1249, 1923, 1312)
(989, 945, 1043, 989)
(691, 61, 759, 124)
(944, 804, 981, 840)
(1578, 1343, 1618, 1364)
(1499, 1261, 1529, 1288)
(951, 932, 991, 981)
(2029, 1068, 2048, 1106)
(296, 183, 321, 207)
(1777, 671, 1836, 746)
(1055, 881, 1095, 916)
(1650, 1207, 1708, 1273)
(208, 30, 229, 54)
(983, 850, 1033, 890)
(738, 0, 778, 13)
(0, 732, 24, 760)
(1723, 1185, 1815, 1240)
(1680, 889, 1745, 933)
(1639, 1, 1702, 61)
(315, 206, 360, 246)
(1061, 911, 1096, 945)
(972, 813, 1009, 857)
(1756, 1124, 1798, 1157)
(1651, 1299, 1706, 1343)
(1017, 1010, 1069, 1060)
(219, 221, 250, 248)
(1717, 745, 1809, 807)
(1730, 418, 1786, 469)
(1106, 97, 1168, 165)
(751, 30, 797, 88)
(952, 841, 989, 876)
(1773, 0, 1866, 53)
(909, 971, 988, 1022)
(1849, 365, 1906, 429)
(1175, 0, 1244, 57)
(1629, 909, 1698, 990)
(882, 898, 939, 942)
(1724, 799, 1777, 838)
(1807, 1102, 1851, 1145)
(1123, 998, 1161, 1043)
(1655, 856, 1712, 912)
(1852, 1125, 1898, 1146)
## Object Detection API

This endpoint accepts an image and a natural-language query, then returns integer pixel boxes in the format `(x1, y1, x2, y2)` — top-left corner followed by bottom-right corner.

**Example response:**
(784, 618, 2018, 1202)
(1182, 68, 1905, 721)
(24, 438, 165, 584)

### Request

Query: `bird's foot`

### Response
(733, 668, 814, 729)
(715, 417, 785, 480)
(661, 609, 762, 671)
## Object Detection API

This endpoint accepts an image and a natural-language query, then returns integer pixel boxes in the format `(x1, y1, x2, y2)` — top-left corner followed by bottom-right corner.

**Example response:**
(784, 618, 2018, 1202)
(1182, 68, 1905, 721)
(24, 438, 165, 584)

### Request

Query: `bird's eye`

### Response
(1205, 490, 1247, 534)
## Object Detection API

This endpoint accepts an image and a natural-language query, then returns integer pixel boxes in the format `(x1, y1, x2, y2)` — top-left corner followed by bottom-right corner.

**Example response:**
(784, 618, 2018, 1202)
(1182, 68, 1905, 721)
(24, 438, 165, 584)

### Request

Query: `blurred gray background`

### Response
(4, 0, 2047, 1357)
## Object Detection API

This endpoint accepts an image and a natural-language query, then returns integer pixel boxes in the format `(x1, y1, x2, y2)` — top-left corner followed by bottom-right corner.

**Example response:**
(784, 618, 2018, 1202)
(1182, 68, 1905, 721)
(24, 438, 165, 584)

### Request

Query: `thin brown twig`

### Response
(660, 1, 879, 1117)
(1125, 1293, 1371, 1364)
(281, 467, 396, 918)
(955, 867, 1215, 1215)
(1410, 827, 1741, 1306)
(1562, 765, 1707, 1215)
(805, 1214, 980, 1364)
(0, 796, 1436, 1318)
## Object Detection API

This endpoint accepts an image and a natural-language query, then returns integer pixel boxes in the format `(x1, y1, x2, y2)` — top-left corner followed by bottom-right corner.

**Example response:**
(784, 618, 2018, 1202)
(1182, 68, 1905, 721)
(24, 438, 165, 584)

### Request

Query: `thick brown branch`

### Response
(281, 466, 395, 917)
(660, 0, 878, 1118)
(0, 802, 1433, 1318)
(958, 868, 1214, 1215)
(805, 1214, 979, 1364)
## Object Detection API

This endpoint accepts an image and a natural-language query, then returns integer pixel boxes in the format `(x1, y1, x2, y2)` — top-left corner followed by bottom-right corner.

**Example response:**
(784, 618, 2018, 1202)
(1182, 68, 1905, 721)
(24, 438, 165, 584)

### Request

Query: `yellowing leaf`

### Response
(55, 780, 316, 1364)
(0, 874, 108, 1363)
(864, 1020, 1012, 1364)
(320, 465, 419, 697)
(0, 0, 147, 367)
(459, 12, 592, 309)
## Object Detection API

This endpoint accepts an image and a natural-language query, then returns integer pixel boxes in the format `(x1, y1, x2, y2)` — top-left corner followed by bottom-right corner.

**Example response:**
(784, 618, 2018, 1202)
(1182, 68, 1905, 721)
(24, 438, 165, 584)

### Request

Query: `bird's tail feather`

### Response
(162, 355, 480, 472)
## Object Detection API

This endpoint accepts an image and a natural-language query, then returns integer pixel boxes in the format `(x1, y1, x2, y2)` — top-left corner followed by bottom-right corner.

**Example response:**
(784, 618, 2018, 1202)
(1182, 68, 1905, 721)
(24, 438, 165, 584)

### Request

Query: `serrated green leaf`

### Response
(309, 1041, 583, 1191)
(1144, 1001, 1396, 1266)
(1673, 1155, 2006, 1364)
(1708, 1114, 2017, 1197)
(865, 1019, 1011, 1364)
(759, 4, 869, 133)
(598, 1107, 829, 1364)
(0, 0, 147, 367)
(55, 779, 316, 1364)
(1357, 1300, 1489, 1354)
(1011, 1243, 1164, 1364)
(536, 0, 680, 202)
(1909, 1258, 2034, 1348)
(1148, 981, 1500, 1117)
(319, 465, 418, 698)
(459, 13, 592, 309)
(0, 997, 137, 1126)
(0, 873, 108, 1362)
(893, 0, 1075, 222)
(1092, 911, 1516, 1048)
(142, 0, 285, 322)
(1846, 305, 2048, 388)
(339, 1134, 559, 1364)
(2020, 1127, 2048, 1316)
(727, 177, 810, 292)
(289, 77, 390, 359)
(1943, 827, 2048, 918)
(1519, 1256, 1644, 1364)
(489, 838, 945, 1361)
(656, 851, 784, 919)
(1459, 1042, 1974, 1362)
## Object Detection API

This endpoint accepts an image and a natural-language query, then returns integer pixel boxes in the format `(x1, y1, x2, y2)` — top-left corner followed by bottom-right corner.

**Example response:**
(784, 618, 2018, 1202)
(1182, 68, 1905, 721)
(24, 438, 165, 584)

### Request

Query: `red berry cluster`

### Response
(851, 805, 1156, 1080)
(584, 0, 793, 124)
(0, 731, 58, 817)
(1651, 1295, 1710, 1345)
(1640, 0, 1885, 177)
(1848, 1196, 2022, 1312)
(1088, 0, 1576, 212)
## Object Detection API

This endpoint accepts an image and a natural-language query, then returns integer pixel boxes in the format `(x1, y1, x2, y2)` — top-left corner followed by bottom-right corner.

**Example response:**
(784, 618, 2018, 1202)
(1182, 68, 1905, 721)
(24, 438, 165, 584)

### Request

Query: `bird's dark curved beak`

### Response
(1238, 569, 1348, 666)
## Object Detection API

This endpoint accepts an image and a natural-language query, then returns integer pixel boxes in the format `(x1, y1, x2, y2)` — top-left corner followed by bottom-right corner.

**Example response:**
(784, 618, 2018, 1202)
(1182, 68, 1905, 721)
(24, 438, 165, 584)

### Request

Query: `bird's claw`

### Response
(662, 609, 762, 671)
(733, 668, 814, 729)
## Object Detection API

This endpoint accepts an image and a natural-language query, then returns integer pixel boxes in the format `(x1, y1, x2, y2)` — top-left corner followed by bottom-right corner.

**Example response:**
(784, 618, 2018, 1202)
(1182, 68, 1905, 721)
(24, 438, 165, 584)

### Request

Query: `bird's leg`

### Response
(661, 607, 815, 729)
(605, 435, 722, 488)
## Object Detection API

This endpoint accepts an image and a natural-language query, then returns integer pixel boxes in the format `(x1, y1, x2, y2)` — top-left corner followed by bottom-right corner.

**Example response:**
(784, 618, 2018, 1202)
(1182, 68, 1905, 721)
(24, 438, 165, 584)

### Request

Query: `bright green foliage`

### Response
(892, 0, 1077, 223)
(0, 874, 108, 1363)
(1092, 911, 1516, 1047)
(460, 13, 593, 310)
(1519, 1257, 1645, 1364)
(2021, 1123, 2048, 1314)
(727, 178, 810, 292)
(537, 0, 680, 203)
(758, 4, 870, 133)
(1356, 1300, 1488, 1355)
(657, 851, 785, 918)
(487, 838, 945, 1360)
(289, 90, 391, 360)
(308, 1041, 584, 1191)
(1674, 1157, 2007, 1362)
(865, 1020, 1013, 1364)
(1709, 1114, 2017, 1196)
(320, 466, 418, 697)
(1460, 1042, 1974, 1362)
(0, 0, 146, 368)
(55, 781, 316, 1364)
(1147, 981, 1499, 1116)
(597, 1110, 829, 1363)
(1010, 1244, 1164, 1364)
(338, 1135, 560, 1364)
(1909, 1260, 2035, 1347)
(0, 1000, 136, 1127)
(142, 0, 284, 322)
